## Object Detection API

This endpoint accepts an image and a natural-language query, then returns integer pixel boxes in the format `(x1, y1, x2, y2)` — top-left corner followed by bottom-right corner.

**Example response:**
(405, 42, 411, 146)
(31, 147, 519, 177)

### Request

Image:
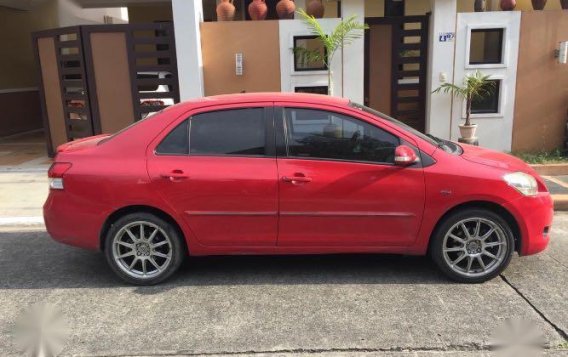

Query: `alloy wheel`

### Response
(111, 221, 173, 279)
(442, 217, 508, 278)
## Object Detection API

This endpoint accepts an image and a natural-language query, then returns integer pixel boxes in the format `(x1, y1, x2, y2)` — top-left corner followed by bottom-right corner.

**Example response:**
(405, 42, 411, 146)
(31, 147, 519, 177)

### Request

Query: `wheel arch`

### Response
(428, 200, 521, 254)
(99, 205, 189, 255)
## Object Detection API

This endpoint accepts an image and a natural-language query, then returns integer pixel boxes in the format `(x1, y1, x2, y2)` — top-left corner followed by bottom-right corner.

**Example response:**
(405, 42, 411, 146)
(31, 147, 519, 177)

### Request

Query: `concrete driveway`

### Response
(0, 216, 567, 356)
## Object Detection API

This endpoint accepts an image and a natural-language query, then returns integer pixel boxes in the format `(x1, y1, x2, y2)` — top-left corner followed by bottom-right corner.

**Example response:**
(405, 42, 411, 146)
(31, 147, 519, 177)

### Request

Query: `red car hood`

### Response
(460, 144, 533, 174)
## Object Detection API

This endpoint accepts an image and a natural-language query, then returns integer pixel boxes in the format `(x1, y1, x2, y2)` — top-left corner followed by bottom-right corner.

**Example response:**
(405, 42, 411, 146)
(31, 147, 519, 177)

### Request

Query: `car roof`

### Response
(178, 92, 351, 108)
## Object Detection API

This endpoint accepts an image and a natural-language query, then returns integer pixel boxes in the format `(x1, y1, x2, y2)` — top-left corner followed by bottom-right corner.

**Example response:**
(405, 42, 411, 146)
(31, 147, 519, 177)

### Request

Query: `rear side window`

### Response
(190, 108, 265, 156)
(156, 119, 189, 155)
(284, 108, 400, 164)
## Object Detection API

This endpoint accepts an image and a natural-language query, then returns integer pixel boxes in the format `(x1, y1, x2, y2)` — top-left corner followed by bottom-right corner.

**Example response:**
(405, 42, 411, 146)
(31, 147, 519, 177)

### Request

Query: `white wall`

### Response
(58, 0, 128, 26)
(451, 11, 521, 151)
(425, 0, 457, 139)
(279, 0, 365, 102)
(278, 18, 343, 96)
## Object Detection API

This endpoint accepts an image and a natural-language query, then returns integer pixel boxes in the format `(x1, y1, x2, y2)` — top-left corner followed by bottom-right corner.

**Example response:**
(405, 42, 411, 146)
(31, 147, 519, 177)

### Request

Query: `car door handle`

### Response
(160, 170, 188, 182)
(282, 175, 312, 183)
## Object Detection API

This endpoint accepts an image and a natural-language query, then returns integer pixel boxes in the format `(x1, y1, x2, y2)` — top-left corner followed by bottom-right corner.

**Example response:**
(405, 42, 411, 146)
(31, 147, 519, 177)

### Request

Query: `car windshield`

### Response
(349, 102, 462, 155)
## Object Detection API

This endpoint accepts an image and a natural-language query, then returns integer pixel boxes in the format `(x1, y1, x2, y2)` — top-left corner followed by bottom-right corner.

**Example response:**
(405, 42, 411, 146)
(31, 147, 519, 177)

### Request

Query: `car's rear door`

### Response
(275, 104, 426, 247)
(147, 104, 278, 247)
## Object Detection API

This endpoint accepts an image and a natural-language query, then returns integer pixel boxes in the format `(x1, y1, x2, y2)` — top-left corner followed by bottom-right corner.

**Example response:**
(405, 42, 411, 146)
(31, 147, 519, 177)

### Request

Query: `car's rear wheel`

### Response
(431, 208, 515, 283)
(104, 213, 184, 285)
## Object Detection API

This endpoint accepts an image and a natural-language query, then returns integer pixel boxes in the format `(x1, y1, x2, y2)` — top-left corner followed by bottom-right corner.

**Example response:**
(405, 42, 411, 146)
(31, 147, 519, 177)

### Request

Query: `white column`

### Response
(340, 0, 365, 103)
(172, 0, 204, 100)
(425, 0, 457, 138)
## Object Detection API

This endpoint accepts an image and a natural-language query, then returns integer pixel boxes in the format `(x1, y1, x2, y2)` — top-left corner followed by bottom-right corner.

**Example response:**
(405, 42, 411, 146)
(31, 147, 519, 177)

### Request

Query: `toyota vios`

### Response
(44, 93, 553, 285)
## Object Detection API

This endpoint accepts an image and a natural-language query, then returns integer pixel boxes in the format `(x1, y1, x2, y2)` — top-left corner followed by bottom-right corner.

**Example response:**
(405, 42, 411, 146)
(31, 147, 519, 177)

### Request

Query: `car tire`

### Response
(104, 212, 185, 285)
(430, 208, 515, 283)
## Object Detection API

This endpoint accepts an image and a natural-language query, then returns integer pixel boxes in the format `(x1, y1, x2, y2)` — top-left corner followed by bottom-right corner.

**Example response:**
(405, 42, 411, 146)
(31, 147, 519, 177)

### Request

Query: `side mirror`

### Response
(394, 145, 419, 166)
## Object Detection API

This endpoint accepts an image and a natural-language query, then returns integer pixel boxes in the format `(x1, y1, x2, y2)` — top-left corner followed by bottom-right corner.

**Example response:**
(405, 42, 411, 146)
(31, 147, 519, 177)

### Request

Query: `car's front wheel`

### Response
(431, 208, 515, 283)
(104, 213, 185, 285)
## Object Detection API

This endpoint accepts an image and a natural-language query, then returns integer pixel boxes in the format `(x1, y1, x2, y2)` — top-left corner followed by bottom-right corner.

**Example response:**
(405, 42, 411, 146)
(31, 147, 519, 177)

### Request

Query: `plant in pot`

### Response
(292, 8, 368, 96)
(433, 71, 495, 141)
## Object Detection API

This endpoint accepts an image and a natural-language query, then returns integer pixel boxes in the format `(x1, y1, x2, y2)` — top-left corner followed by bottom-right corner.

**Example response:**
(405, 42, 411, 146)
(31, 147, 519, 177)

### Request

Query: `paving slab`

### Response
(0, 171, 48, 219)
(0, 217, 567, 356)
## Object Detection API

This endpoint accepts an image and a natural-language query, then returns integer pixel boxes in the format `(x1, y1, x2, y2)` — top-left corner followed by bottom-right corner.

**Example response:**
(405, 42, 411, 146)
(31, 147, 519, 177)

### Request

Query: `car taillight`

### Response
(48, 162, 72, 190)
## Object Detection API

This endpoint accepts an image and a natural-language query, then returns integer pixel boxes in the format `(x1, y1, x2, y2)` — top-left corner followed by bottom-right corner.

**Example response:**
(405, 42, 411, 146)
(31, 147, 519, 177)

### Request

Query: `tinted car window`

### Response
(284, 108, 399, 164)
(190, 108, 265, 156)
(156, 119, 189, 155)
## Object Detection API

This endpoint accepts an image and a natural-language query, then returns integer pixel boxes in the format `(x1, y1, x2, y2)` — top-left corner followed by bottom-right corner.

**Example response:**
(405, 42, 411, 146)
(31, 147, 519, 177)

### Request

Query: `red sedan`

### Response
(44, 93, 553, 285)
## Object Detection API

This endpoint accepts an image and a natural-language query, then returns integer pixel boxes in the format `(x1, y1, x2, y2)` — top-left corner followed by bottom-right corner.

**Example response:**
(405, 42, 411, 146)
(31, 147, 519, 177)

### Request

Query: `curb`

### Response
(552, 195, 568, 211)
(0, 216, 44, 227)
(531, 163, 568, 176)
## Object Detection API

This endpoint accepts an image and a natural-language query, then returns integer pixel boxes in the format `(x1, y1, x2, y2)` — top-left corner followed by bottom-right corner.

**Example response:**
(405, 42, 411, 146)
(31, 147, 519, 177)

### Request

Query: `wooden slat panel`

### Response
(397, 96, 420, 103)
(138, 92, 176, 99)
(396, 83, 420, 90)
(401, 29, 421, 37)
(136, 65, 173, 72)
(135, 51, 171, 59)
(132, 37, 170, 45)
(397, 70, 420, 77)
(400, 43, 421, 50)
(136, 78, 175, 86)
(37, 37, 68, 149)
(89, 32, 136, 133)
(396, 56, 421, 64)
(139, 105, 168, 113)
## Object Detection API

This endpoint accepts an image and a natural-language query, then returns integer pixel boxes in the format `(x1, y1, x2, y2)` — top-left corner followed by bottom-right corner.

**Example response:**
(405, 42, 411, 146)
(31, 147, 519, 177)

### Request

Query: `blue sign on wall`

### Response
(439, 32, 455, 42)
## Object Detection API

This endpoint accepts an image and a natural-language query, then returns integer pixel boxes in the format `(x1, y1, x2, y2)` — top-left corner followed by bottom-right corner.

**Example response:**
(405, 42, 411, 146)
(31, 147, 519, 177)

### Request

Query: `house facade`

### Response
(2, 0, 567, 155)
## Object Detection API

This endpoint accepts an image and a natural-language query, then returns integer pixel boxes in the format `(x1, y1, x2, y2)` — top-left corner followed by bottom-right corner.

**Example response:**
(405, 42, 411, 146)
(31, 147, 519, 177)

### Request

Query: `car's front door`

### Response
(276, 105, 425, 247)
(147, 105, 278, 247)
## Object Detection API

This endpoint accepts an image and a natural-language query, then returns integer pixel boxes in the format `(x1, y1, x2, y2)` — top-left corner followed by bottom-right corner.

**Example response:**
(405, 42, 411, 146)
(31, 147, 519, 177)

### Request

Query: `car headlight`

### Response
(503, 172, 538, 196)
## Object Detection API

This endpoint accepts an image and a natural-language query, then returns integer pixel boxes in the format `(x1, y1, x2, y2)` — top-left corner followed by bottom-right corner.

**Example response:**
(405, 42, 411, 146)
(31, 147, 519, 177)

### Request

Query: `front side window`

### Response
(190, 108, 265, 156)
(284, 108, 400, 164)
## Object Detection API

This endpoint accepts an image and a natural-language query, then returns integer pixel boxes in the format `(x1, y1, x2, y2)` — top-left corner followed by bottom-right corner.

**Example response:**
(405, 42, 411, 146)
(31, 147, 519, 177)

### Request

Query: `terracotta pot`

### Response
(276, 0, 296, 19)
(500, 0, 516, 10)
(474, 0, 486, 11)
(459, 124, 478, 139)
(531, 0, 547, 9)
(562, 0, 568, 9)
(216, 0, 235, 21)
(306, 0, 324, 18)
(248, 0, 268, 20)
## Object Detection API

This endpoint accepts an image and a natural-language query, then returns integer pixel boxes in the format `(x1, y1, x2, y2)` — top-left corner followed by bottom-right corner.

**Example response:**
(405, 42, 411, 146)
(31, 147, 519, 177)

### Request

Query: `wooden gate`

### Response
(365, 15, 430, 132)
(33, 23, 180, 156)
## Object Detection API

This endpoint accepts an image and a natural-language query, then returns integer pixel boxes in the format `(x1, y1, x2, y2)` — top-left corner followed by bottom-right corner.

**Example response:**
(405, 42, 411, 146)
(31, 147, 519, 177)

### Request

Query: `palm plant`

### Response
(433, 70, 495, 127)
(293, 8, 368, 96)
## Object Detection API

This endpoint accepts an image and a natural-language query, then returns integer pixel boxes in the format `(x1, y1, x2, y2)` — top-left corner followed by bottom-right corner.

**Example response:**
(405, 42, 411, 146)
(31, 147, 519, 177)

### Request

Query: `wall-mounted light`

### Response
(555, 41, 568, 64)
(235, 53, 243, 75)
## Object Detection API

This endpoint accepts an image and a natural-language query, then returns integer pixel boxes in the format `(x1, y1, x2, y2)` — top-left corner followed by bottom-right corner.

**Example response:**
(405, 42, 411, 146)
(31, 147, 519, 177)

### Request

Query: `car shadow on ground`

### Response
(0, 231, 452, 291)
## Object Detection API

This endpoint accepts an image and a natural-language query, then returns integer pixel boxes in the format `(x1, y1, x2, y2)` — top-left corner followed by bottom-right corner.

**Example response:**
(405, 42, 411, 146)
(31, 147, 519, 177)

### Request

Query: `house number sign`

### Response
(439, 32, 455, 42)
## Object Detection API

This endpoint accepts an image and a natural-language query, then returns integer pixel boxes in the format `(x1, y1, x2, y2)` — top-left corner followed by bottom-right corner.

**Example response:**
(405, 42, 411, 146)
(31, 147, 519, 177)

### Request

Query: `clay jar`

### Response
(500, 0, 517, 10)
(306, 0, 324, 18)
(276, 0, 296, 19)
(249, 0, 268, 20)
(216, 0, 235, 21)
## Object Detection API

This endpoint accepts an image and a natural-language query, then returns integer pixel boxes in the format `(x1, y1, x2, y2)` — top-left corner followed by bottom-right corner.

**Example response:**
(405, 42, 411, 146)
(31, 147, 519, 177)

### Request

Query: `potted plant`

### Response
(433, 71, 495, 141)
(293, 9, 368, 96)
